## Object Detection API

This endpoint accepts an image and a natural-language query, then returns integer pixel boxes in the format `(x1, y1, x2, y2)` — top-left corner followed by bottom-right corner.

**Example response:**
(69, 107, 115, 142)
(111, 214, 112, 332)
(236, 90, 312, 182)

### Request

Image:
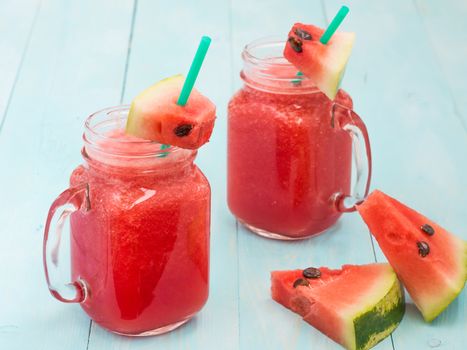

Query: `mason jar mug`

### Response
(228, 38, 372, 240)
(43, 106, 211, 336)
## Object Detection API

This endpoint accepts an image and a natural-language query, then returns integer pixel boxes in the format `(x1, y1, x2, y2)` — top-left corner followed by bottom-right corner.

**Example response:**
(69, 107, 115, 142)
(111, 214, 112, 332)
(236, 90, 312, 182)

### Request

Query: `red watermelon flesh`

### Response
(284, 23, 355, 100)
(271, 264, 404, 350)
(126, 75, 216, 149)
(357, 190, 467, 322)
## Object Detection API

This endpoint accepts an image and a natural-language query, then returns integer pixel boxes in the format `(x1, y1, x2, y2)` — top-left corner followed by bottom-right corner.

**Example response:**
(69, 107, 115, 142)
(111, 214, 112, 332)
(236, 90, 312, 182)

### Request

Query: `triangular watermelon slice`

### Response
(126, 75, 216, 149)
(283, 23, 355, 100)
(357, 190, 467, 322)
(271, 263, 405, 350)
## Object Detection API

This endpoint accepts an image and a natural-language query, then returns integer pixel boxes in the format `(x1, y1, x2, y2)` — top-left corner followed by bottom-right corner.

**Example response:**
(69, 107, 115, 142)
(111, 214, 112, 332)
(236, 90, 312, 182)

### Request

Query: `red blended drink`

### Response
(43, 106, 210, 335)
(228, 38, 371, 240)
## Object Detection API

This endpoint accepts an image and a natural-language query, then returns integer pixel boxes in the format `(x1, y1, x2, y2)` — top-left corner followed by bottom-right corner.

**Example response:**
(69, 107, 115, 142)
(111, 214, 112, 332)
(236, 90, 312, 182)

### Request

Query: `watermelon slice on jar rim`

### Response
(283, 23, 355, 100)
(126, 75, 216, 150)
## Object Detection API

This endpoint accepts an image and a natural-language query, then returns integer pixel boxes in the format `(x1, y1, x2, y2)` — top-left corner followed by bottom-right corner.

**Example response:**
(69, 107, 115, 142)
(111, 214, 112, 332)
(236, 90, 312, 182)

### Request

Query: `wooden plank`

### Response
(87, 0, 239, 348)
(414, 0, 467, 129)
(231, 1, 386, 349)
(0, 0, 40, 130)
(0, 1, 464, 349)
(322, 1, 467, 349)
(0, 1, 134, 349)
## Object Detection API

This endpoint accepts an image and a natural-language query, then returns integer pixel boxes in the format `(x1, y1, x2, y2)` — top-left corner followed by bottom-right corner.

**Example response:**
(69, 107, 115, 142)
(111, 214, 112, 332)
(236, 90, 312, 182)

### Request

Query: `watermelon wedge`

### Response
(283, 23, 355, 100)
(357, 190, 467, 322)
(126, 75, 216, 149)
(271, 264, 405, 350)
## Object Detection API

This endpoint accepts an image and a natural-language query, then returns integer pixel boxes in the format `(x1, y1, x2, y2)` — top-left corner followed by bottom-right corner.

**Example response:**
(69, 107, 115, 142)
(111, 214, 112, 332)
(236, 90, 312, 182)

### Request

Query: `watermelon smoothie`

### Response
(44, 106, 210, 336)
(228, 38, 371, 239)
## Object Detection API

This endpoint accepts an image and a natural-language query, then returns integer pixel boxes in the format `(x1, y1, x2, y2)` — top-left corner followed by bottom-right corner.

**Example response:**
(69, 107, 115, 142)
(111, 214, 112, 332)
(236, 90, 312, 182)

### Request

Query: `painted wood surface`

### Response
(414, 0, 467, 129)
(0, 1, 135, 349)
(320, 3, 467, 350)
(0, 0, 465, 349)
(0, 0, 40, 128)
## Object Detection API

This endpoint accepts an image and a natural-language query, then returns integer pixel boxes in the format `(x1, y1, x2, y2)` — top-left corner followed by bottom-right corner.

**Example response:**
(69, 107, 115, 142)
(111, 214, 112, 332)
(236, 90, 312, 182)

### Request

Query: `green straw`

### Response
(177, 36, 212, 106)
(160, 36, 212, 156)
(158, 143, 170, 158)
(319, 6, 350, 44)
(291, 71, 304, 85)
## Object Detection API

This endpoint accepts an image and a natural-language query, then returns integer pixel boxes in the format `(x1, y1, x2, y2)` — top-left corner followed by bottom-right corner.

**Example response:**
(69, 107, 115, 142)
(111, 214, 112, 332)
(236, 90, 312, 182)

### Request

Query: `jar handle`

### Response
(332, 103, 372, 212)
(43, 183, 90, 303)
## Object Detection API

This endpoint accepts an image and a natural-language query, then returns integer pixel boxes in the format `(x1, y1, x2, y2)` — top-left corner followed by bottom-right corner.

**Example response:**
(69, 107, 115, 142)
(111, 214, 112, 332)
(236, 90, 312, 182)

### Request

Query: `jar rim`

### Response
(84, 105, 190, 157)
(83, 105, 196, 171)
(242, 36, 293, 67)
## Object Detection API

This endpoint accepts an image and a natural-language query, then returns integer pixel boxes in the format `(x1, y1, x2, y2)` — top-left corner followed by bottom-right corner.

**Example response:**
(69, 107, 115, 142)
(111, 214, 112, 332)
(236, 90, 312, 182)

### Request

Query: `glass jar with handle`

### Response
(43, 105, 211, 336)
(227, 37, 372, 240)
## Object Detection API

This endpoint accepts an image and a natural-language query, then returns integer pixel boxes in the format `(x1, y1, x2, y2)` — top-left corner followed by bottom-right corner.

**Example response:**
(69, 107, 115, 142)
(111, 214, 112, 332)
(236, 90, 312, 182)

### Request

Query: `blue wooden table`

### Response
(1, 1, 466, 349)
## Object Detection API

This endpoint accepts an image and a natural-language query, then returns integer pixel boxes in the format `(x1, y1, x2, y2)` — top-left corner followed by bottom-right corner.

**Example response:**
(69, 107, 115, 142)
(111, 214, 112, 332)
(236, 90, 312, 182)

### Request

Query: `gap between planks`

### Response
(0, 0, 42, 136)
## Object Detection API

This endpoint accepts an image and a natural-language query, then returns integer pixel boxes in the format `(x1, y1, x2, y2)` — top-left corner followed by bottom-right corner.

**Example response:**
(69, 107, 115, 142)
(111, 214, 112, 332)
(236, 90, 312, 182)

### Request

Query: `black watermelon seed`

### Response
(303, 267, 321, 279)
(417, 241, 430, 257)
(174, 124, 193, 137)
(293, 278, 310, 288)
(421, 224, 435, 236)
(294, 28, 312, 40)
(288, 37, 303, 53)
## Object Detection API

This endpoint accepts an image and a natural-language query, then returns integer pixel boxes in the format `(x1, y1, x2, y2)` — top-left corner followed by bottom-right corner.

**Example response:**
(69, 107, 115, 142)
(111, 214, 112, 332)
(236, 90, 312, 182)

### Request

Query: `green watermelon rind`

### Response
(272, 264, 405, 350)
(421, 241, 467, 322)
(352, 278, 405, 350)
(358, 190, 467, 323)
(125, 74, 184, 140)
(321, 32, 355, 100)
